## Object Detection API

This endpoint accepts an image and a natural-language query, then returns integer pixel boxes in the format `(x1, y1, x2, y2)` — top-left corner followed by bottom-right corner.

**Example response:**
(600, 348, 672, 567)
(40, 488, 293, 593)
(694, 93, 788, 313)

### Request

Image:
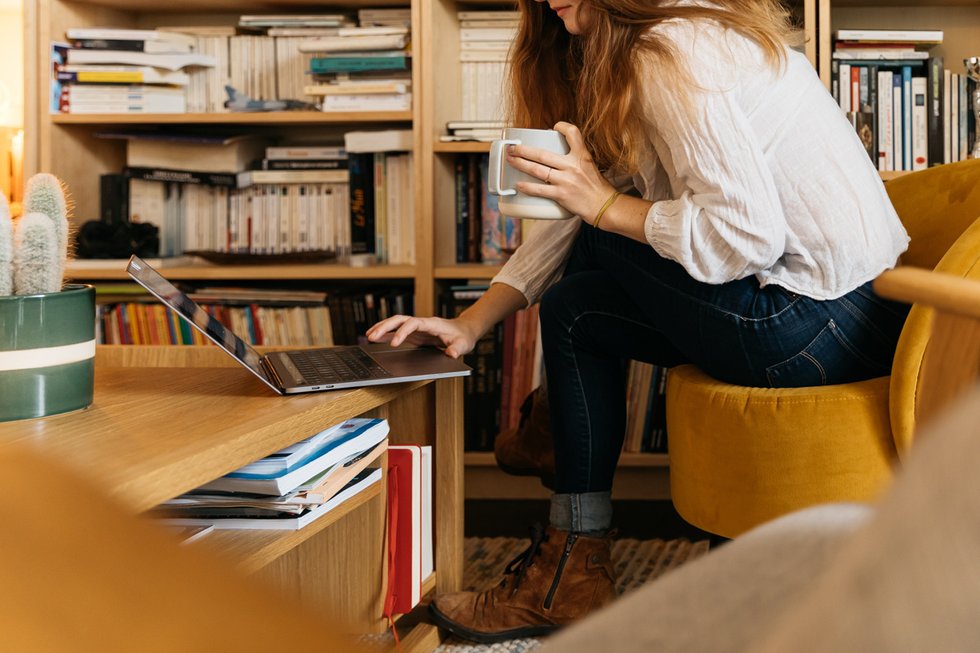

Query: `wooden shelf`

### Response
(58, 0, 410, 11)
(434, 142, 492, 154)
(66, 262, 418, 281)
(434, 264, 502, 280)
(52, 111, 413, 126)
(204, 480, 383, 574)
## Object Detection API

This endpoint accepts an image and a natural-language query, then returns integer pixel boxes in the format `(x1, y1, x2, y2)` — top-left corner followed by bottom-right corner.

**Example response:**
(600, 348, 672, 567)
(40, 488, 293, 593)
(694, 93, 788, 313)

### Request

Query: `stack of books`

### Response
(832, 28, 976, 170)
(298, 15, 413, 113)
(152, 417, 389, 530)
(456, 10, 517, 123)
(53, 28, 217, 114)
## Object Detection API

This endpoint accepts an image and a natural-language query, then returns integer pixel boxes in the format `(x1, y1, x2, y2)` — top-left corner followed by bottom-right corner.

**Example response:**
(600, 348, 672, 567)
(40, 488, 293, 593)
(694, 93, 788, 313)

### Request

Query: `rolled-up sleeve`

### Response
(491, 216, 581, 306)
(639, 25, 788, 284)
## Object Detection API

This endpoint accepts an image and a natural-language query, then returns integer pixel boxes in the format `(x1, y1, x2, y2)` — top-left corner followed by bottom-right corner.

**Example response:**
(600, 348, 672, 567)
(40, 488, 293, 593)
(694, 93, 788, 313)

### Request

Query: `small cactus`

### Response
(13, 213, 58, 295)
(0, 193, 12, 295)
(0, 173, 73, 297)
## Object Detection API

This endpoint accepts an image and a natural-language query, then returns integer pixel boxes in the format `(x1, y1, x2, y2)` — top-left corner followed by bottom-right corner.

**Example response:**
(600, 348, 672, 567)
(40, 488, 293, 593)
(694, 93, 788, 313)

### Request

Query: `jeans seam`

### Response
(565, 309, 660, 490)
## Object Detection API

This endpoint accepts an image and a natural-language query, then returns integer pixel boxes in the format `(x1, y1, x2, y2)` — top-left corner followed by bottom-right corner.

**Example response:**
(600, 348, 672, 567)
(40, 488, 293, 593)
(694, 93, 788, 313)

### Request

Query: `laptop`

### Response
(126, 255, 471, 394)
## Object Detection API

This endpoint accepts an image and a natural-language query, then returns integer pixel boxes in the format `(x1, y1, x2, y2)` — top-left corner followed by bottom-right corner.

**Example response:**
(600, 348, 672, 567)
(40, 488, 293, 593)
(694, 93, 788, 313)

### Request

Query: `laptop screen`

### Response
(126, 256, 273, 386)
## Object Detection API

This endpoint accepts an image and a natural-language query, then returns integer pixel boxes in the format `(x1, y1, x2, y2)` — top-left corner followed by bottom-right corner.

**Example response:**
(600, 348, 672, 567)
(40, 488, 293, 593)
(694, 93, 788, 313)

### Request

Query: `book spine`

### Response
(927, 56, 944, 166)
(455, 155, 468, 263)
(878, 70, 893, 173)
(912, 76, 928, 171)
(892, 74, 903, 170)
(902, 66, 913, 171)
(347, 153, 375, 254)
(261, 159, 347, 170)
(125, 167, 238, 188)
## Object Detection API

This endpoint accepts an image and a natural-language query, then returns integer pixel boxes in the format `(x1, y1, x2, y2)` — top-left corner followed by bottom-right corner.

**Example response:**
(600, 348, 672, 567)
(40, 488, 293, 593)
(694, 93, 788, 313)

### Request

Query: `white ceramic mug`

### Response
(488, 128, 574, 220)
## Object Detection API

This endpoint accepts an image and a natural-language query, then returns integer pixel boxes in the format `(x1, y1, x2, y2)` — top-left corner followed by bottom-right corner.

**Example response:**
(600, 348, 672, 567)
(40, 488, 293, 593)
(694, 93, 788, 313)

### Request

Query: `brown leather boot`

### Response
(429, 524, 617, 643)
(494, 387, 557, 487)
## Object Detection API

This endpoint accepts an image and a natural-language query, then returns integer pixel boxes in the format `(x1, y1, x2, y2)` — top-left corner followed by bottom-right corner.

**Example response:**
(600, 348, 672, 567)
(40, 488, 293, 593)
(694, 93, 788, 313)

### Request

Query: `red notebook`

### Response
(384, 444, 422, 616)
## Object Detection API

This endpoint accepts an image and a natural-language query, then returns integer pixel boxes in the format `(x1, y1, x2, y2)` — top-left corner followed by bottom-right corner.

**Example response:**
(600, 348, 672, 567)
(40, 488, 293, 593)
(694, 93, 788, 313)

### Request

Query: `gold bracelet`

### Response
(593, 191, 621, 229)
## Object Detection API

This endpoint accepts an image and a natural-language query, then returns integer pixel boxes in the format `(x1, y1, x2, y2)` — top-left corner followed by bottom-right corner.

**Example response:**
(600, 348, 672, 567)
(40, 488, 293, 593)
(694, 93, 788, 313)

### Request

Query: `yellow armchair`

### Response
(666, 159, 980, 538)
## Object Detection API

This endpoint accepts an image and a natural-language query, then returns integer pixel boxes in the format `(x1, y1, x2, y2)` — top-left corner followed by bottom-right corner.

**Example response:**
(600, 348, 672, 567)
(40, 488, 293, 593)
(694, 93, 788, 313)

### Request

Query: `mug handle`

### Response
(488, 138, 521, 196)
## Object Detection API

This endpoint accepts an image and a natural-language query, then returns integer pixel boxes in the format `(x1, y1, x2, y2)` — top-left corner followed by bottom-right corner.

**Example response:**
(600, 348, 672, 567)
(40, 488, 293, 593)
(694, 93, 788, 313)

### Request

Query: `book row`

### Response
(833, 56, 976, 171)
(96, 286, 413, 347)
(106, 152, 414, 263)
(624, 361, 669, 454)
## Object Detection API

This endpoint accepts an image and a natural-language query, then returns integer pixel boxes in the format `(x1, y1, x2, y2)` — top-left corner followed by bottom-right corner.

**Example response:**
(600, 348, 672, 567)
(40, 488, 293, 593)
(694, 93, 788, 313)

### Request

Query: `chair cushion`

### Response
(667, 365, 895, 538)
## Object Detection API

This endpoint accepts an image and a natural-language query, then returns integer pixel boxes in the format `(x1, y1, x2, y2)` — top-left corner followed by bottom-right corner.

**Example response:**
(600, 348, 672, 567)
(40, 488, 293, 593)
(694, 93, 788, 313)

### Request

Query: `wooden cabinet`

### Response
(0, 346, 464, 648)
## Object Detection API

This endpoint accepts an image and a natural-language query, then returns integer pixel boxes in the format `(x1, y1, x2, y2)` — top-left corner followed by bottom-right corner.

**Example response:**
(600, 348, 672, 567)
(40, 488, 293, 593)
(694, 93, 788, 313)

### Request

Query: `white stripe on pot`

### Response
(0, 340, 96, 371)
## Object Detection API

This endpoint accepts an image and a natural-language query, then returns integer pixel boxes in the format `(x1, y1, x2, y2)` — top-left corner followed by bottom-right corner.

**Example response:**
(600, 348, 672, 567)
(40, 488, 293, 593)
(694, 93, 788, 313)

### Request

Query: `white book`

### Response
(833, 50, 929, 61)
(198, 417, 389, 495)
(162, 468, 382, 531)
(66, 27, 198, 47)
(456, 10, 520, 20)
(460, 40, 511, 51)
(61, 64, 190, 86)
(460, 27, 518, 42)
(878, 69, 894, 171)
(892, 79, 904, 170)
(944, 69, 952, 164)
(911, 76, 928, 171)
(460, 51, 509, 63)
(959, 74, 969, 162)
(420, 445, 434, 581)
(460, 20, 519, 28)
(344, 128, 413, 153)
(320, 93, 412, 112)
(838, 63, 851, 113)
(304, 82, 409, 96)
(834, 29, 943, 44)
(265, 145, 346, 160)
(903, 69, 913, 170)
(336, 26, 409, 36)
(237, 169, 349, 188)
(951, 73, 960, 162)
(297, 34, 408, 53)
(66, 48, 216, 72)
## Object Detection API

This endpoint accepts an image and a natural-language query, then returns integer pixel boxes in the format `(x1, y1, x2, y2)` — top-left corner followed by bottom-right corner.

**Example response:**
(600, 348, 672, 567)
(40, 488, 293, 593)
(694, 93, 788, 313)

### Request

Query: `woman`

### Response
(367, 0, 910, 643)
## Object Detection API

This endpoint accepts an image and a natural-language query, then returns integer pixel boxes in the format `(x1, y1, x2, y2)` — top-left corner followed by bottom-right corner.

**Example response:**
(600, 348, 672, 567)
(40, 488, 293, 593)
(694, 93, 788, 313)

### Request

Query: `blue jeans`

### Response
(540, 224, 910, 496)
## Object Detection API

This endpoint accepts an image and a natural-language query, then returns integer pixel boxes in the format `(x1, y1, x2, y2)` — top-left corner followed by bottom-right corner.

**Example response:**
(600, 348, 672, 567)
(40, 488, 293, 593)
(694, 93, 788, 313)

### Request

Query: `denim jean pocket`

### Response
(765, 318, 889, 388)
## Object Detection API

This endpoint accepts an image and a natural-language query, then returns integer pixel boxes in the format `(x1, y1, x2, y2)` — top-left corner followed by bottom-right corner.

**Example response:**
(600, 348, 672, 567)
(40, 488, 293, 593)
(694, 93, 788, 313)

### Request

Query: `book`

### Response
(232, 420, 346, 475)
(118, 134, 267, 174)
(66, 27, 198, 45)
(291, 440, 387, 503)
(161, 467, 382, 530)
(65, 48, 217, 72)
(198, 417, 390, 495)
(310, 55, 408, 74)
(303, 81, 409, 96)
(125, 167, 238, 187)
(297, 34, 409, 53)
(58, 65, 190, 86)
(344, 129, 413, 153)
(833, 29, 943, 44)
(236, 169, 349, 187)
(384, 445, 423, 616)
(70, 38, 195, 55)
(420, 445, 433, 581)
(265, 145, 346, 160)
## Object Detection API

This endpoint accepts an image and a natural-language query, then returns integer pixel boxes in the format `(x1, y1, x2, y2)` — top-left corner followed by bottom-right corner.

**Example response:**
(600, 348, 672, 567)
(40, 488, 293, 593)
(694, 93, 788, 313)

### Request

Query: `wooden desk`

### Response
(0, 355, 463, 646)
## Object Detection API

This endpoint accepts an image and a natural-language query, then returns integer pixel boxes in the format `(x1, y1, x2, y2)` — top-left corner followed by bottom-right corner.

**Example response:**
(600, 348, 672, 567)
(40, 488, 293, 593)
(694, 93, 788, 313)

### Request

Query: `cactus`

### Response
(13, 213, 58, 295)
(0, 193, 11, 295)
(18, 173, 71, 294)
(0, 173, 73, 297)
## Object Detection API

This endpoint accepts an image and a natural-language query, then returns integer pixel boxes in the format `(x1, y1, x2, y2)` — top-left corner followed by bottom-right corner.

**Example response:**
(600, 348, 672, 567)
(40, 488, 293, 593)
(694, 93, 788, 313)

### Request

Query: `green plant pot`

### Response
(0, 284, 96, 422)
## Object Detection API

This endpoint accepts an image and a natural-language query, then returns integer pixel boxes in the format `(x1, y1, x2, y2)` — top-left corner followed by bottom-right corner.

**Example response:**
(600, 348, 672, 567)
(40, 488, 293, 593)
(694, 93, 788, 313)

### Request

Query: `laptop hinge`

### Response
(261, 356, 288, 388)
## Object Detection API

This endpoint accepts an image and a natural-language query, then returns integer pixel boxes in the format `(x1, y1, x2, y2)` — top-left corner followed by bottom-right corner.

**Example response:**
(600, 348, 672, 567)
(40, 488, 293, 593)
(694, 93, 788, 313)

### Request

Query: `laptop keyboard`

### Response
(288, 347, 393, 384)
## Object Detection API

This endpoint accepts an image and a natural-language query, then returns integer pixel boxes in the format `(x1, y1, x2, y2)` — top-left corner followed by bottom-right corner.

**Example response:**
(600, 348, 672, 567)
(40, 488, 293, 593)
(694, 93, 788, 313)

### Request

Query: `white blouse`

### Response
(492, 18, 909, 304)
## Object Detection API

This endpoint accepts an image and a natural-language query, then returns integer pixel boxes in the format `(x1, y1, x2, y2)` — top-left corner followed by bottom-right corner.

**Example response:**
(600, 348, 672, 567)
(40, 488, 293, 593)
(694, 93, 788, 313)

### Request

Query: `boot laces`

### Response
(500, 523, 547, 593)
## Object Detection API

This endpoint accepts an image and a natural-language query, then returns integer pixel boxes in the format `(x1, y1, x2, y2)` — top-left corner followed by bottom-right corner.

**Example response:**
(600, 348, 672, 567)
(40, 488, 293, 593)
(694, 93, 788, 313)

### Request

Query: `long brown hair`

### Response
(508, 0, 802, 173)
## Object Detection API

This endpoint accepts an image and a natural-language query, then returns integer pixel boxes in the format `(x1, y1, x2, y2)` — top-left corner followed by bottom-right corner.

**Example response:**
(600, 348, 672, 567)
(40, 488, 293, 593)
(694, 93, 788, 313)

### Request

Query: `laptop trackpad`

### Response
(372, 348, 466, 376)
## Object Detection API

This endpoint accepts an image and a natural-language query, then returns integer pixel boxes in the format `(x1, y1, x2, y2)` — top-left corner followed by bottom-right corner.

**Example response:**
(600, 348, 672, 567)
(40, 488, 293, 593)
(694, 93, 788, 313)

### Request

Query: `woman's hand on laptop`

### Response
(366, 315, 480, 359)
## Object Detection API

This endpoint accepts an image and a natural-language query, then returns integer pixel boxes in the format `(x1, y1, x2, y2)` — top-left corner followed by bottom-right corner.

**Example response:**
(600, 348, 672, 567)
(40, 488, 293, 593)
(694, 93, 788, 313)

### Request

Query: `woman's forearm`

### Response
(456, 282, 529, 340)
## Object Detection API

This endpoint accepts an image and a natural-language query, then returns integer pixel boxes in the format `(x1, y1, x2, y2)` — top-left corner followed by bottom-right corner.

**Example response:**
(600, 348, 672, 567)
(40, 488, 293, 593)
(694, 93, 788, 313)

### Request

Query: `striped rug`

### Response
(433, 535, 711, 652)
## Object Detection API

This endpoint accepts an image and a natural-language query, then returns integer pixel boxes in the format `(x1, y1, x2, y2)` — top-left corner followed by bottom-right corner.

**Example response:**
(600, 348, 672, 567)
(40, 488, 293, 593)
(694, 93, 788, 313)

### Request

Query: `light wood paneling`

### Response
(435, 376, 465, 593)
